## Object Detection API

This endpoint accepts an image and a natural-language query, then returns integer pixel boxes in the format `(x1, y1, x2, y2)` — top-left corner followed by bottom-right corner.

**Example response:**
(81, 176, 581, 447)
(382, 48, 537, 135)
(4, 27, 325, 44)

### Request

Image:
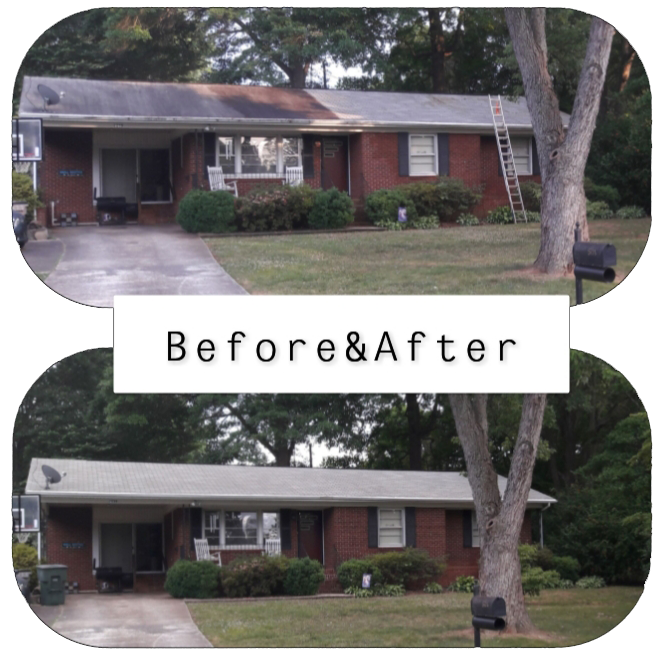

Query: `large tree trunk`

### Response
(405, 394, 423, 470)
(428, 9, 447, 93)
(273, 446, 293, 467)
(505, 10, 614, 274)
(449, 393, 547, 633)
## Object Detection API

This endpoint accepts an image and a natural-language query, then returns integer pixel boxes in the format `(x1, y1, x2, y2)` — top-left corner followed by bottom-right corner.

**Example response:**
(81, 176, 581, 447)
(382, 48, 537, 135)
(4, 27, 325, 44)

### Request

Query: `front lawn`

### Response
(188, 586, 642, 648)
(205, 218, 650, 301)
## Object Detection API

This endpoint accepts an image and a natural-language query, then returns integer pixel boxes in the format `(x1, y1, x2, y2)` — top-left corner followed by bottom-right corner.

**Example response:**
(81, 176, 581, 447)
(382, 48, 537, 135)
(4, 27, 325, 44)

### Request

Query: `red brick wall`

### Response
(45, 506, 95, 591)
(37, 129, 94, 226)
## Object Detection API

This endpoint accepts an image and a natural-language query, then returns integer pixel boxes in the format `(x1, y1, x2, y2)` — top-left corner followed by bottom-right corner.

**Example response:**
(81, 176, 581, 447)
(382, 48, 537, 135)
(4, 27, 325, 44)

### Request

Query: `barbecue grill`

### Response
(95, 566, 124, 593)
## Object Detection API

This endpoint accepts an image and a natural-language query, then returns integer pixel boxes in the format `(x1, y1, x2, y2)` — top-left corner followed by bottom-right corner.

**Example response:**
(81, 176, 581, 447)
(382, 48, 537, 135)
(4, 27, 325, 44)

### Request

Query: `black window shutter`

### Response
(302, 135, 315, 179)
(280, 509, 292, 551)
(405, 507, 417, 547)
(437, 134, 449, 176)
(204, 132, 216, 180)
(531, 137, 540, 175)
(462, 510, 473, 548)
(368, 507, 379, 548)
(190, 507, 202, 551)
(398, 133, 410, 176)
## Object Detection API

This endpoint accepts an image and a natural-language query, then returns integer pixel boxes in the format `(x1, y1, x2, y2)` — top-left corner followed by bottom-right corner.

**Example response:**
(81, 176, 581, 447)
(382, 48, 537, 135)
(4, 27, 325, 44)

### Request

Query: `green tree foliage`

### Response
(545, 413, 651, 584)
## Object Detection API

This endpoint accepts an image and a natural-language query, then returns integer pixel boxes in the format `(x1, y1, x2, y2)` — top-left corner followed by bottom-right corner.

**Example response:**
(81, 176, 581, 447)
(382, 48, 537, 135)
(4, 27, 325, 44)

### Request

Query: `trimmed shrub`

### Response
(344, 586, 373, 598)
(373, 584, 406, 597)
(584, 178, 620, 210)
(457, 213, 480, 226)
(164, 560, 221, 599)
(521, 567, 561, 596)
(550, 556, 581, 583)
(449, 575, 476, 593)
(423, 581, 444, 594)
(13, 542, 38, 591)
(576, 576, 606, 589)
(432, 177, 482, 220)
(368, 548, 444, 588)
(337, 558, 384, 590)
(366, 188, 418, 227)
(586, 200, 613, 220)
(12, 172, 43, 221)
(236, 184, 317, 232)
(485, 205, 515, 224)
(558, 579, 575, 589)
(219, 555, 289, 598)
(518, 544, 539, 569)
(616, 205, 646, 219)
(176, 189, 236, 233)
(284, 557, 324, 596)
(526, 211, 541, 223)
(520, 181, 542, 212)
(409, 215, 440, 230)
(308, 187, 354, 229)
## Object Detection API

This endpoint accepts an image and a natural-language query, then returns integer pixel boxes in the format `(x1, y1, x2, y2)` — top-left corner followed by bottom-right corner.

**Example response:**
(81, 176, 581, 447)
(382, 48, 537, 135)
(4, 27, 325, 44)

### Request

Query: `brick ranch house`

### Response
(25, 458, 555, 594)
(18, 76, 569, 227)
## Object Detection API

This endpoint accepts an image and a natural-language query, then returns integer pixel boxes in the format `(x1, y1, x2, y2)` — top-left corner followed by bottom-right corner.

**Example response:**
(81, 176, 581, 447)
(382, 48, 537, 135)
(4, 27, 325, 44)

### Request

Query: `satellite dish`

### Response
(37, 84, 61, 108)
(42, 464, 63, 489)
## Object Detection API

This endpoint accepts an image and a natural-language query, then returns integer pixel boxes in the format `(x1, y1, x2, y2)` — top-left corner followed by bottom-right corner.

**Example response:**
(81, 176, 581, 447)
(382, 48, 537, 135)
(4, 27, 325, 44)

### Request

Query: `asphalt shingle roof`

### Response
(19, 76, 569, 129)
(26, 458, 555, 506)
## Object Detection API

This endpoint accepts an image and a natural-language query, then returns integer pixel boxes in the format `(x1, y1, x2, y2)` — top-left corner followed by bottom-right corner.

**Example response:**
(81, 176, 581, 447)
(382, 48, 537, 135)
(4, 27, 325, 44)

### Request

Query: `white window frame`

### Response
(215, 135, 302, 178)
(511, 136, 533, 176)
(471, 511, 480, 548)
(409, 134, 438, 177)
(378, 508, 406, 548)
(201, 509, 280, 550)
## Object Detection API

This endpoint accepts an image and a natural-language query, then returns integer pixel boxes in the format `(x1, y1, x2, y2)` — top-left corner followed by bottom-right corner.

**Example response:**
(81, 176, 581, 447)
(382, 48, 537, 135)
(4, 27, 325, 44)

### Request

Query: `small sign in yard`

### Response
(362, 574, 372, 589)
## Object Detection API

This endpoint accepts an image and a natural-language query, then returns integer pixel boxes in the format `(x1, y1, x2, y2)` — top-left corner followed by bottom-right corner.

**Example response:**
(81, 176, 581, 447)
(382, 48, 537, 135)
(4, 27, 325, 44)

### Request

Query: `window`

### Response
(140, 149, 171, 202)
(471, 511, 480, 548)
(217, 137, 235, 174)
(282, 137, 302, 170)
(224, 511, 258, 546)
(240, 137, 277, 174)
(511, 137, 532, 175)
(409, 134, 437, 176)
(204, 511, 220, 545)
(379, 509, 404, 548)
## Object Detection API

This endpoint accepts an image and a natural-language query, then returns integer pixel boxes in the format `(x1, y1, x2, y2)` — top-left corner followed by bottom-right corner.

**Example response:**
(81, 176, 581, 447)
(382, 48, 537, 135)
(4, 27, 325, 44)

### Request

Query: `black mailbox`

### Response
(573, 242, 616, 284)
(471, 590, 507, 646)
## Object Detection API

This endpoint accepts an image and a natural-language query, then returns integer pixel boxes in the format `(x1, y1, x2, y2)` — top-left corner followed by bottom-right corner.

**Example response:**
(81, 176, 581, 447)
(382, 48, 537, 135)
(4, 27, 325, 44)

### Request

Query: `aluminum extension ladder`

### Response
(489, 95, 528, 223)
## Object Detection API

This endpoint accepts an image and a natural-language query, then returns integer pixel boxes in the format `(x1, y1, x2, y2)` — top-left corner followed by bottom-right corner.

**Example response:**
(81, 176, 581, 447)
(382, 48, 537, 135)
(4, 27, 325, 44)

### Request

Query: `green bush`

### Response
(576, 576, 606, 589)
(219, 555, 289, 598)
(344, 586, 374, 598)
(520, 181, 542, 211)
(13, 542, 39, 591)
(584, 178, 620, 210)
(164, 560, 221, 599)
(426, 177, 482, 221)
(586, 200, 613, 220)
(369, 549, 444, 588)
(558, 579, 575, 589)
(616, 205, 646, 219)
(366, 188, 418, 227)
(449, 575, 476, 593)
(12, 172, 43, 221)
(518, 544, 539, 569)
(308, 187, 354, 229)
(373, 584, 406, 597)
(485, 205, 515, 224)
(409, 215, 440, 230)
(236, 184, 317, 232)
(550, 556, 581, 583)
(284, 557, 324, 596)
(423, 581, 444, 594)
(337, 558, 385, 590)
(526, 211, 541, 223)
(521, 567, 561, 596)
(457, 213, 480, 226)
(176, 189, 237, 233)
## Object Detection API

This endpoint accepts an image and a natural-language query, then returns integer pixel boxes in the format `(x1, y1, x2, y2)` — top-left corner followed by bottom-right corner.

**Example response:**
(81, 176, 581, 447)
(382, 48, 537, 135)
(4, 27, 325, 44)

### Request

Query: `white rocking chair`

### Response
(194, 538, 222, 566)
(284, 166, 304, 187)
(207, 166, 238, 197)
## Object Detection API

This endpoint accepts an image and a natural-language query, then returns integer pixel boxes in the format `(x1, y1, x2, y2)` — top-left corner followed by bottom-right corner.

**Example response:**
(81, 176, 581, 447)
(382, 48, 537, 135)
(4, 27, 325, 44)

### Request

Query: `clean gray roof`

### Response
(19, 76, 568, 130)
(26, 458, 555, 506)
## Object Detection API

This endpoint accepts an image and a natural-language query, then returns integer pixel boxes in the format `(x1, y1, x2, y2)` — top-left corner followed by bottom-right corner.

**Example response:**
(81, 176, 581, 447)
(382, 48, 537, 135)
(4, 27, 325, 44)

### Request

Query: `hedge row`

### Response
(164, 555, 324, 599)
(176, 185, 354, 234)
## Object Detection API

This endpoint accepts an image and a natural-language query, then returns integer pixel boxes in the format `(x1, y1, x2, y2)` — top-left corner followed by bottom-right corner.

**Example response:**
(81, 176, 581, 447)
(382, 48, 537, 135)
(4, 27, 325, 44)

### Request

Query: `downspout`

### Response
(539, 503, 552, 548)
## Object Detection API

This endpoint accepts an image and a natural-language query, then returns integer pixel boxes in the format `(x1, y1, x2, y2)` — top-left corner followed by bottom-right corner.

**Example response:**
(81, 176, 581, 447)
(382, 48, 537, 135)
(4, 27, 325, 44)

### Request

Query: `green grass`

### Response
(205, 218, 650, 301)
(188, 586, 642, 648)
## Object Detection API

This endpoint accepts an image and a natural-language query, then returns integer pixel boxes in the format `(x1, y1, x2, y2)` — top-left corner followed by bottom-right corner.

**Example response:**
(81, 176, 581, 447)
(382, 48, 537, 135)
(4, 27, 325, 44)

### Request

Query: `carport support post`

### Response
(574, 223, 583, 306)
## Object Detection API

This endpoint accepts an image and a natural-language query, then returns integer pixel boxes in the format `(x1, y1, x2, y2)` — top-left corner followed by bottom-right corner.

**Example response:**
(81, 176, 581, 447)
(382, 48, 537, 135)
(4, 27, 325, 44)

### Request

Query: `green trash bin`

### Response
(37, 565, 68, 606)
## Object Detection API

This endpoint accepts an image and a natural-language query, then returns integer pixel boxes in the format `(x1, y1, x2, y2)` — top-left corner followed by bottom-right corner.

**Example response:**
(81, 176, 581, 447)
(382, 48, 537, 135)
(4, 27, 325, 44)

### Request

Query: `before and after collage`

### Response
(5, 3, 658, 652)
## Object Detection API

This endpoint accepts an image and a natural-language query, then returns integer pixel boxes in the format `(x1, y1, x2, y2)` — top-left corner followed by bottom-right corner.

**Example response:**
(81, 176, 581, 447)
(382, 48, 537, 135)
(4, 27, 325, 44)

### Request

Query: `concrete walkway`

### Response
(41, 225, 247, 307)
(31, 593, 212, 647)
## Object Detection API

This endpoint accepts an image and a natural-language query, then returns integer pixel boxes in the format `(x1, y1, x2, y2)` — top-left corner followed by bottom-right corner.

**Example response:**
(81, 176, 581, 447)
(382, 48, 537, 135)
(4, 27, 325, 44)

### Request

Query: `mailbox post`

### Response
(471, 584, 506, 647)
(573, 223, 617, 305)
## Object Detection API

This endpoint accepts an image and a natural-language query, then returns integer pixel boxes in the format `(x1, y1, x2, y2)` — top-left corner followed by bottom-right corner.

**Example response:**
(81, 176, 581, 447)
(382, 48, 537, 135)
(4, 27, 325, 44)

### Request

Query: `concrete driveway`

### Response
(31, 593, 212, 647)
(35, 225, 247, 307)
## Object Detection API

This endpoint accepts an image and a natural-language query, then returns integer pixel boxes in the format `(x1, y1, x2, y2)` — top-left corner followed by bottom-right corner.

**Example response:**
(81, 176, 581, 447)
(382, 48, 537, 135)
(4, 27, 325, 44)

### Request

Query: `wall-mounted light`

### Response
(314, 141, 321, 147)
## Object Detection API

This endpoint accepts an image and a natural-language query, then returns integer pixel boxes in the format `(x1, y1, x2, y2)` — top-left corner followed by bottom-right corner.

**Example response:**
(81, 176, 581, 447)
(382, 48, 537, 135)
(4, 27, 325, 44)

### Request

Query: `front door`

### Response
(321, 138, 348, 192)
(298, 511, 323, 564)
(101, 523, 133, 574)
(101, 149, 138, 202)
